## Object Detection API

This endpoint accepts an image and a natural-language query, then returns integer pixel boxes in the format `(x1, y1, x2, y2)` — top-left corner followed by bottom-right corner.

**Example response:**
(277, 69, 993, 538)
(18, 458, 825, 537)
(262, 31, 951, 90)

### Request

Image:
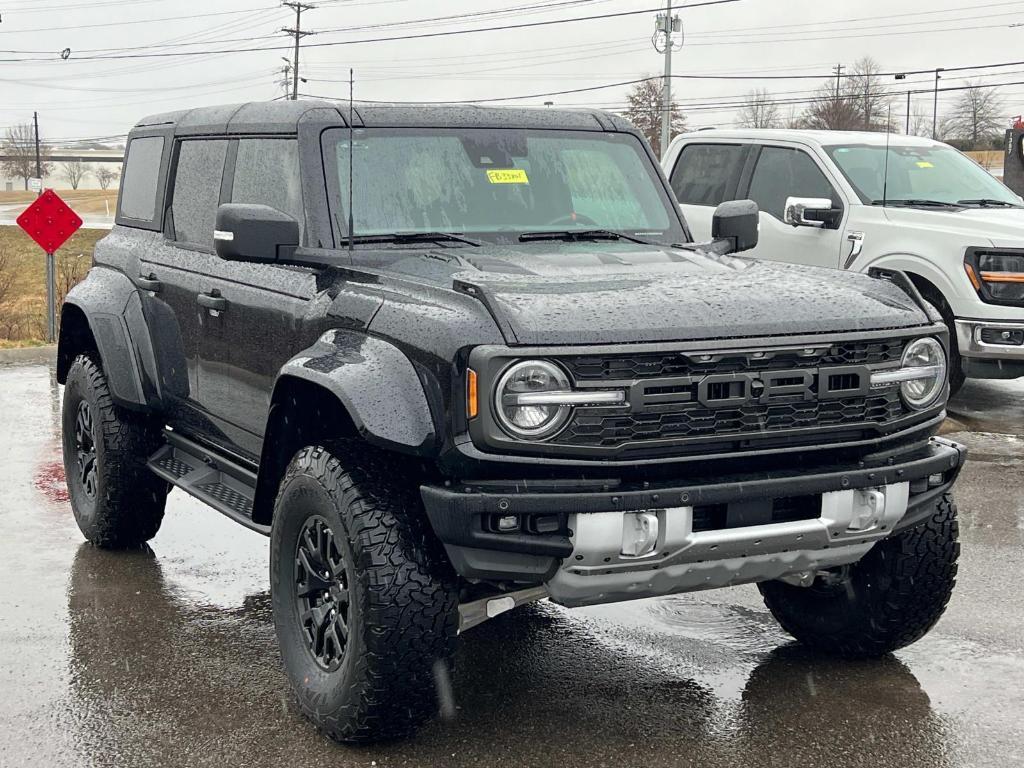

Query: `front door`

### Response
(740, 145, 848, 269)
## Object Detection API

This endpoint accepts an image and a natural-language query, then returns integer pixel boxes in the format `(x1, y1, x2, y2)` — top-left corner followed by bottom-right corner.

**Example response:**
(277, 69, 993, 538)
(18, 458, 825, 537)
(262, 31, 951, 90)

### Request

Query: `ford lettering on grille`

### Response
(632, 365, 872, 410)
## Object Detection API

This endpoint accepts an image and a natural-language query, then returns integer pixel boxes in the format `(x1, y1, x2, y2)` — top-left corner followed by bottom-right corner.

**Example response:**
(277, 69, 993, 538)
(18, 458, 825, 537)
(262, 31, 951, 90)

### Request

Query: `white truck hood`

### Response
(881, 206, 1024, 248)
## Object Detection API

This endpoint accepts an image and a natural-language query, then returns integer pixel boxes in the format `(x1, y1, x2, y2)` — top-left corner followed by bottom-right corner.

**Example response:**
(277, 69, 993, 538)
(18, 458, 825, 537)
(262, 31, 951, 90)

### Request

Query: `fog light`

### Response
(621, 511, 659, 557)
(928, 473, 944, 487)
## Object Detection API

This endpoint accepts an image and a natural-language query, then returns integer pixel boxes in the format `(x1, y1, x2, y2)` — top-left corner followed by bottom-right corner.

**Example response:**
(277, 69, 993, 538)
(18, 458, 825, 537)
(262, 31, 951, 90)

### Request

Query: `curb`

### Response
(0, 344, 57, 366)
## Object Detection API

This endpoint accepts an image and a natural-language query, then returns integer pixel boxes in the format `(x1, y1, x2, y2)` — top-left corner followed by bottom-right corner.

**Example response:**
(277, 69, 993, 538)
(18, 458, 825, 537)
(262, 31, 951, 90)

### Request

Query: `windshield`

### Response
(324, 127, 685, 244)
(824, 143, 1021, 206)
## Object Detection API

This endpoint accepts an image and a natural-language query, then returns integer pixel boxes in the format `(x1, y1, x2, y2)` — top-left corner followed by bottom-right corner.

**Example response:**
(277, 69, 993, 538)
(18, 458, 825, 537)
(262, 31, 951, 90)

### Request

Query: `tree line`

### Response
(624, 57, 1008, 154)
(1, 124, 121, 191)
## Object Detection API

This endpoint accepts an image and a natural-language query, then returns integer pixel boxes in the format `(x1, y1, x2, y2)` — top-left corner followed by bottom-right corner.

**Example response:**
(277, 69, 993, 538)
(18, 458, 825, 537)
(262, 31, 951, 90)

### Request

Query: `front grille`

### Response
(548, 338, 910, 453)
(562, 339, 906, 381)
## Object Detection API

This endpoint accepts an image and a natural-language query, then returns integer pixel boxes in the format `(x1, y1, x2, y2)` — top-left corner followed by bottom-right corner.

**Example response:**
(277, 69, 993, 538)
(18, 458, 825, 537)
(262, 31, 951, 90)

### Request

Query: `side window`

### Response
(170, 139, 228, 250)
(231, 138, 303, 236)
(119, 136, 164, 223)
(748, 147, 835, 221)
(669, 143, 747, 207)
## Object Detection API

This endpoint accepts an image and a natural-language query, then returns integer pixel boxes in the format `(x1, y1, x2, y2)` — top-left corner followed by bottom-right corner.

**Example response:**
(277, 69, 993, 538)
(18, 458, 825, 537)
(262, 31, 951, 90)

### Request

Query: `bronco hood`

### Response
(377, 242, 931, 345)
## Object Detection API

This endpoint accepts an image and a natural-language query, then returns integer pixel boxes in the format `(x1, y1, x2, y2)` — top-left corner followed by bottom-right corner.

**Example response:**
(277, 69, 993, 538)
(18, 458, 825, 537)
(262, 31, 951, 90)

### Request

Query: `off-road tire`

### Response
(759, 492, 959, 658)
(62, 354, 167, 548)
(270, 441, 459, 743)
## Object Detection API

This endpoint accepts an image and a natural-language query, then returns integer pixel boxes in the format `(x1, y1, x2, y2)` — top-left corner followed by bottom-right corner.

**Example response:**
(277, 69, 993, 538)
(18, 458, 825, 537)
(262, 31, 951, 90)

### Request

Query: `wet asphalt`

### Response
(1, 350, 1022, 768)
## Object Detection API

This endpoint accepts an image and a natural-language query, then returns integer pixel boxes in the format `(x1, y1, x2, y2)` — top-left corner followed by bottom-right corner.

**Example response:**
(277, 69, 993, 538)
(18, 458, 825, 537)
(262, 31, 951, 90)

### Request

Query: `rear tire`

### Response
(269, 442, 459, 743)
(759, 493, 959, 658)
(61, 354, 167, 548)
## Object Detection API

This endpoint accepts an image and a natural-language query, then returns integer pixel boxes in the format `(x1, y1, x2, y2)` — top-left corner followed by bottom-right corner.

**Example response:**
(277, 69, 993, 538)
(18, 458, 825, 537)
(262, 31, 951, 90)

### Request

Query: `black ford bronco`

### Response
(58, 101, 965, 742)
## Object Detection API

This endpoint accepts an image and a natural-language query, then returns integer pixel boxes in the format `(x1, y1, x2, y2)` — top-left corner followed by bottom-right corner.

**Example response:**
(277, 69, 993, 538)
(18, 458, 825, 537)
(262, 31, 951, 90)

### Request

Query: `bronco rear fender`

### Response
(58, 267, 158, 411)
(276, 329, 439, 453)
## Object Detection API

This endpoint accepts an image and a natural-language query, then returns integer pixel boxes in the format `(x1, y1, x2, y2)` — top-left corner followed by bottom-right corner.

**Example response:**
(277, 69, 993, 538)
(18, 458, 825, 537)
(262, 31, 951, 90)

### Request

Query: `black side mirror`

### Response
(711, 199, 759, 254)
(214, 203, 299, 263)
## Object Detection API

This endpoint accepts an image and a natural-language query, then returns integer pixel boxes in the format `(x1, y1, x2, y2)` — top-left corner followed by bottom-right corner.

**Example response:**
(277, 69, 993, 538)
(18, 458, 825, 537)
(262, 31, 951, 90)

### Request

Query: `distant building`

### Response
(0, 146, 123, 192)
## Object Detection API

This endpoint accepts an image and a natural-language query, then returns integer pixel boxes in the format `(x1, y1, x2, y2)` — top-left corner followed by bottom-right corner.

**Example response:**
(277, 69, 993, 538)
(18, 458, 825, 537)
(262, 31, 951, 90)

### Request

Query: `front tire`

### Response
(270, 442, 459, 743)
(61, 354, 167, 548)
(759, 493, 959, 658)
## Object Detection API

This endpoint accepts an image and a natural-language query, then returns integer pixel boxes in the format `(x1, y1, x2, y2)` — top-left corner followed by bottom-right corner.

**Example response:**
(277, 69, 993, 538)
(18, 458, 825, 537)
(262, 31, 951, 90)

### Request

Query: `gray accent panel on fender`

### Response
(279, 329, 437, 451)
(61, 268, 148, 409)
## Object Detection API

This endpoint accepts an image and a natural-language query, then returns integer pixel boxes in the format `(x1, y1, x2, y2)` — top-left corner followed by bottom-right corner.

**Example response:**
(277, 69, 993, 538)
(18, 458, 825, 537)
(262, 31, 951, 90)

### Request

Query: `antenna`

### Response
(882, 103, 892, 206)
(348, 67, 355, 254)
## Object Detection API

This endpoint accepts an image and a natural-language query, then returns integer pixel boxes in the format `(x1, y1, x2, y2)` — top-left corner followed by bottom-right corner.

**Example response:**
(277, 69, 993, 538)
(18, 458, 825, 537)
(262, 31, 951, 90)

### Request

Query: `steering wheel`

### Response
(545, 212, 599, 227)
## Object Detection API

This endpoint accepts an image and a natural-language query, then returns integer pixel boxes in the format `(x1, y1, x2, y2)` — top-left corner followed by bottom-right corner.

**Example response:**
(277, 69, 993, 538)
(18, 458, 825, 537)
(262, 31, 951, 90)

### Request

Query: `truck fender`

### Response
(857, 252, 962, 313)
(278, 329, 438, 453)
(58, 267, 154, 411)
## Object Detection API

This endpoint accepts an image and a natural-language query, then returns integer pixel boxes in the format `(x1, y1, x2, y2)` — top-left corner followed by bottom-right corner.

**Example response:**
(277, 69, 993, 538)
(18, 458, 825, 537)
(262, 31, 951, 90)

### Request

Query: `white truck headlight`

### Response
(494, 360, 624, 440)
(869, 337, 947, 410)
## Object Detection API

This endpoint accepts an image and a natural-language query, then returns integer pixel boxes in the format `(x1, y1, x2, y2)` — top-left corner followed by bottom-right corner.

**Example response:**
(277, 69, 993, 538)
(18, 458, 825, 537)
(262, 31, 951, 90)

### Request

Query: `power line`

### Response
(0, 0, 741, 62)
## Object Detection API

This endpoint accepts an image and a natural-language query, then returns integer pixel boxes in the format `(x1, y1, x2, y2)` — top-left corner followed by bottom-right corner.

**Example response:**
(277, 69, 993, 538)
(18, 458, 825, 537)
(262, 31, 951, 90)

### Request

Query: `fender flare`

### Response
(276, 329, 438, 453)
(58, 267, 154, 411)
(857, 252, 962, 313)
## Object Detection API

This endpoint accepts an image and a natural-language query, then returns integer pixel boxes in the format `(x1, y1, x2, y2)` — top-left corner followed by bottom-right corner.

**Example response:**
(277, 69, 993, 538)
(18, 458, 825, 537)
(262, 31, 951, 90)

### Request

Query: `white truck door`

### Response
(741, 145, 848, 269)
(665, 141, 751, 243)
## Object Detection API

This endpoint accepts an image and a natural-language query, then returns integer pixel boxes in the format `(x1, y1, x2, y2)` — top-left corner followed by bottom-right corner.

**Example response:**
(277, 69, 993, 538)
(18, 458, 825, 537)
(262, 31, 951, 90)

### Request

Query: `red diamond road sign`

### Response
(16, 189, 83, 254)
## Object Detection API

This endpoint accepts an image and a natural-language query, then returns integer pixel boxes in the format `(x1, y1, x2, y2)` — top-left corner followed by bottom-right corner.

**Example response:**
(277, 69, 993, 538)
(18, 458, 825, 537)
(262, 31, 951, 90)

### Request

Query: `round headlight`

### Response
(495, 360, 572, 439)
(900, 337, 947, 409)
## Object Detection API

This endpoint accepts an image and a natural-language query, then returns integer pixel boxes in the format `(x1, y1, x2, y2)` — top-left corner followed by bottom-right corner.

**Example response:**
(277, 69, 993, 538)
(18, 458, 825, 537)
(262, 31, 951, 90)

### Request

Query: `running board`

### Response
(148, 431, 269, 536)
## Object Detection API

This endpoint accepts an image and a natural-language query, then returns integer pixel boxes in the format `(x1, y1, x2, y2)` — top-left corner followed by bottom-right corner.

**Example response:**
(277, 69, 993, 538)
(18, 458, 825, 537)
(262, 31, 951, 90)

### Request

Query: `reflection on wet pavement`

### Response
(1, 359, 1022, 767)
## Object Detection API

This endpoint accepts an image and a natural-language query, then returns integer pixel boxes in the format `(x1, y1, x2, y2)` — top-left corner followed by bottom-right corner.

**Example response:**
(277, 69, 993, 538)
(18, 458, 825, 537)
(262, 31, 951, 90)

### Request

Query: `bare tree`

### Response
(0, 248, 15, 308)
(93, 165, 119, 190)
(941, 82, 1004, 148)
(736, 89, 781, 129)
(56, 250, 90, 308)
(799, 58, 890, 132)
(908, 105, 932, 138)
(1, 123, 54, 190)
(623, 76, 687, 158)
(60, 160, 87, 190)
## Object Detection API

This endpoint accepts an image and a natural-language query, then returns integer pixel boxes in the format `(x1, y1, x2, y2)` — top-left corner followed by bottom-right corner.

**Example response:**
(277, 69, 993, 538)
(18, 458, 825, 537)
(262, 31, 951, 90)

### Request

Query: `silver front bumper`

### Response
(955, 319, 1024, 360)
(545, 483, 909, 608)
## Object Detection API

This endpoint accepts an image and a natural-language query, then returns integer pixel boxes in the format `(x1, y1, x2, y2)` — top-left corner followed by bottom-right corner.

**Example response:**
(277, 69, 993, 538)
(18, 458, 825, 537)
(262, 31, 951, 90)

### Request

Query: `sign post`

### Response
(15, 190, 83, 343)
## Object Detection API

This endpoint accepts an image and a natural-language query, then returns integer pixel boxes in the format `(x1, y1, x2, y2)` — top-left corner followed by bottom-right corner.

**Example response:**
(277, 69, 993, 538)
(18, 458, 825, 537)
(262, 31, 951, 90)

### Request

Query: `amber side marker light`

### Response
(467, 369, 479, 419)
(964, 263, 982, 291)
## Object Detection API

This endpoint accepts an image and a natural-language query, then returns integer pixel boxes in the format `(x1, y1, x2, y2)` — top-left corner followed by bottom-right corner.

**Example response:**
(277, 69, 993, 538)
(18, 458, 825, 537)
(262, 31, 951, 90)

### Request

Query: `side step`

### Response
(148, 431, 270, 536)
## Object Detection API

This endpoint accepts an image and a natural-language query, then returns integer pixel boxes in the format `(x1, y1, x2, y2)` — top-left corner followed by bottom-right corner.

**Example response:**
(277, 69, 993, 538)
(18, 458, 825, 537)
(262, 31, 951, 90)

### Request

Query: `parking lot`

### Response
(1, 348, 1021, 768)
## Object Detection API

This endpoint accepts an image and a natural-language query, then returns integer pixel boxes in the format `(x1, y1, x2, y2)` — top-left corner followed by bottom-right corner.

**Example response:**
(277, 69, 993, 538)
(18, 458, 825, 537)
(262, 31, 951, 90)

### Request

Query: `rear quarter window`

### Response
(170, 139, 228, 251)
(118, 136, 165, 223)
(669, 143, 747, 206)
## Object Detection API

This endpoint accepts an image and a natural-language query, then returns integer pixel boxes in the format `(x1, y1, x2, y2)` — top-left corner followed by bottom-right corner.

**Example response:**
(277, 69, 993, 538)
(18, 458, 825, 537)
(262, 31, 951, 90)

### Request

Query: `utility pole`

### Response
(932, 68, 944, 140)
(282, 2, 315, 101)
(832, 64, 845, 100)
(653, 1, 682, 159)
(895, 73, 909, 134)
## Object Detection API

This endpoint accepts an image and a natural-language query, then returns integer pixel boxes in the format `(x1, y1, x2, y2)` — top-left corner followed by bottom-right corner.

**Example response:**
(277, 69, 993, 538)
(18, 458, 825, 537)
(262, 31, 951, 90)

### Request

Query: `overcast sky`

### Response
(3, 0, 1023, 144)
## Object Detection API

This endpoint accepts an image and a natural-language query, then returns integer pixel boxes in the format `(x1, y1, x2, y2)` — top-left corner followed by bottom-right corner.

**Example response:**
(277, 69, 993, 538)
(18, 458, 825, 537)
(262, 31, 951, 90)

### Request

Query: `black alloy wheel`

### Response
(295, 515, 350, 672)
(74, 399, 98, 501)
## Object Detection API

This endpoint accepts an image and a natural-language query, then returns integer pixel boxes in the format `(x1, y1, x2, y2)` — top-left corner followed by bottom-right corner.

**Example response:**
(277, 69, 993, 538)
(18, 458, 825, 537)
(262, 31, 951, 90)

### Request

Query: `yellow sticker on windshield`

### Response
(486, 169, 529, 184)
(916, 161, 934, 168)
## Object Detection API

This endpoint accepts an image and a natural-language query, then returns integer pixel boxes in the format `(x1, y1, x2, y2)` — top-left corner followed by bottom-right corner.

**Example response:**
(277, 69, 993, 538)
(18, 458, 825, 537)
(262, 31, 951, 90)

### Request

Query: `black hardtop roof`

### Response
(133, 99, 636, 137)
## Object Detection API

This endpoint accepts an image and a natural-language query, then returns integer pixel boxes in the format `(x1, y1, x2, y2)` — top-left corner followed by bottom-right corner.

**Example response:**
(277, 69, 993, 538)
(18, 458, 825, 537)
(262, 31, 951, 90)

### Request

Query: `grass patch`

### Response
(0, 224, 103, 345)
(0, 189, 119, 217)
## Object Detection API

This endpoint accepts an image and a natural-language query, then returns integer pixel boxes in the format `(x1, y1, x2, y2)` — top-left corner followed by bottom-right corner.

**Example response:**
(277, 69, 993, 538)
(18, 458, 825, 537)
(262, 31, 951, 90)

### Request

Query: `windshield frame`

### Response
(823, 142, 1021, 208)
(321, 126, 690, 248)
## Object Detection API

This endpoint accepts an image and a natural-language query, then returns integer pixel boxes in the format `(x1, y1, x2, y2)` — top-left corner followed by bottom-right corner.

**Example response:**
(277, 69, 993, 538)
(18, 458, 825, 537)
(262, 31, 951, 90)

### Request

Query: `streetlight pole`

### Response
(932, 68, 944, 140)
(653, 2, 681, 159)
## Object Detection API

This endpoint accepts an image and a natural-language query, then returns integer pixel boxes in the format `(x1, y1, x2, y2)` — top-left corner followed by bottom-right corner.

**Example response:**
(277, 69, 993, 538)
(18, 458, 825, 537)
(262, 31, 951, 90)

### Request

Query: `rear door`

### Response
(739, 144, 848, 268)
(666, 141, 751, 241)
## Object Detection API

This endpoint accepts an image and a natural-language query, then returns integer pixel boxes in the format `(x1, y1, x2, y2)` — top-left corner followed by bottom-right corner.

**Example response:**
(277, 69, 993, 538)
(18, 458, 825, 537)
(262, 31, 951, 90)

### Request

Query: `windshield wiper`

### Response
(956, 198, 1024, 208)
(871, 198, 960, 208)
(518, 229, 654, 245)
(338, 231, 481, 247)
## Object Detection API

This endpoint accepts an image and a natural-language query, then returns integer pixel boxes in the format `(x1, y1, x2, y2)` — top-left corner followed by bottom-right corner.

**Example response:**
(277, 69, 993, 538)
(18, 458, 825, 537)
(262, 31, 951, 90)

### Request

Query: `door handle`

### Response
(137, 273, 161, 292)
(197, 291, 227, 312)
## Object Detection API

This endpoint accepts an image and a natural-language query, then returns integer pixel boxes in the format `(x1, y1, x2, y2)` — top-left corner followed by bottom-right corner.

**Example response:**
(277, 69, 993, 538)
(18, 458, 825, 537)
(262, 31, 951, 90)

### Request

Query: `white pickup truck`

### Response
(663, 129, 1024, 393)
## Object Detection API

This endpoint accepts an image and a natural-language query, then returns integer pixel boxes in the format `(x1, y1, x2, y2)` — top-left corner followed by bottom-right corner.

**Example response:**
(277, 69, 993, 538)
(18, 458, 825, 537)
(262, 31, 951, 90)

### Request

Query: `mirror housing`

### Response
(711, 199, 759, 254)
(784, 196, 842, 229)
(214, 203, 299, 263)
